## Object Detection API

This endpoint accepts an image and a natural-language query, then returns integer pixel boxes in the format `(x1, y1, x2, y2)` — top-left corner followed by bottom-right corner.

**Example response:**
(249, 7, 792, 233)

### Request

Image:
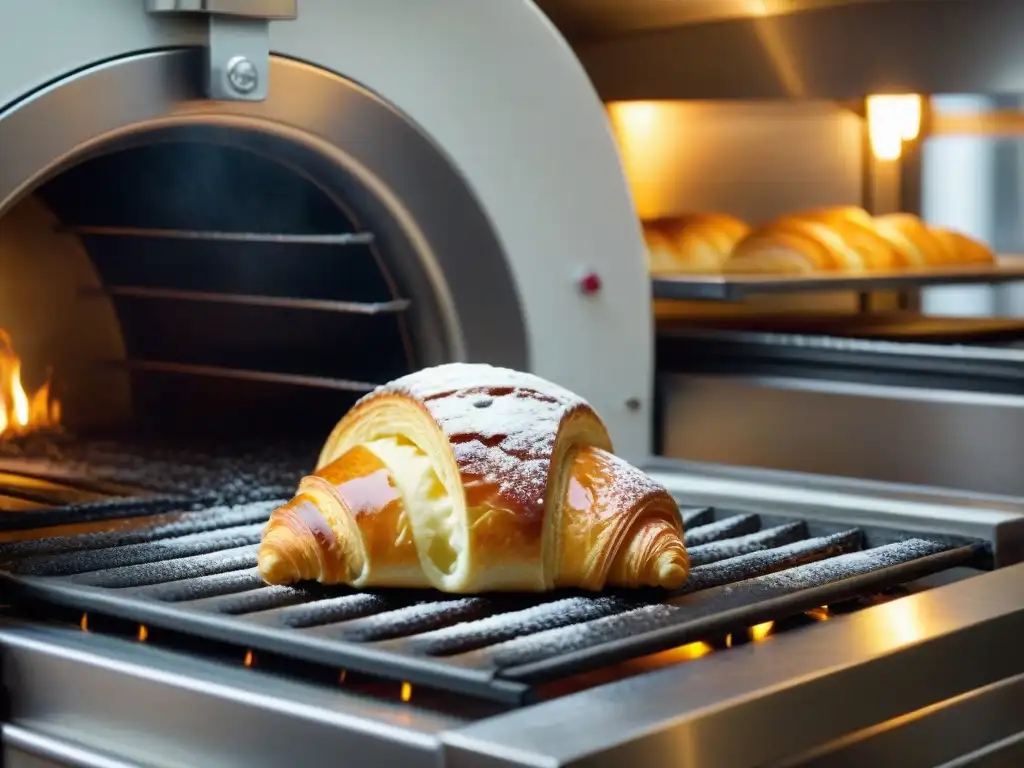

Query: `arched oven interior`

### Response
(20, 134, 418, 431)
(0, 33, 548, 519)
(0, 129, 439, 514)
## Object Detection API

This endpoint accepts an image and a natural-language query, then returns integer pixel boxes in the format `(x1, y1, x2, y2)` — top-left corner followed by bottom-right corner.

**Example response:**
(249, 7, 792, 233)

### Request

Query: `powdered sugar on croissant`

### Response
(258, 363, 689, 593)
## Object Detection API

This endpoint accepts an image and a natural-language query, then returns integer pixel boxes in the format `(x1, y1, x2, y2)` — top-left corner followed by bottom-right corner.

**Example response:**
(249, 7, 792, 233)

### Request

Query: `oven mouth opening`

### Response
(0, 123, 443, 517)
(1, 123, 424, 437)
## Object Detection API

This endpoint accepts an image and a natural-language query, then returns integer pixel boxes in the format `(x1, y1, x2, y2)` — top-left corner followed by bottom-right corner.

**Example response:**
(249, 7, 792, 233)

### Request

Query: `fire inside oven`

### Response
(0, 127, 989, 710)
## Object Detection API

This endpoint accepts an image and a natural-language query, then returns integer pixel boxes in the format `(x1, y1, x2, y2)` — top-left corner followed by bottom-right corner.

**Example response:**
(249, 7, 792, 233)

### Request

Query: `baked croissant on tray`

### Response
(258, 363, 689, 593)
(721, 207, 996, 275)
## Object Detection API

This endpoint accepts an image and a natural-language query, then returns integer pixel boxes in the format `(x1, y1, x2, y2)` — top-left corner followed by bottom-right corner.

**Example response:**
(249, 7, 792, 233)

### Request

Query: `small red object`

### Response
(578, 271, 602, 296)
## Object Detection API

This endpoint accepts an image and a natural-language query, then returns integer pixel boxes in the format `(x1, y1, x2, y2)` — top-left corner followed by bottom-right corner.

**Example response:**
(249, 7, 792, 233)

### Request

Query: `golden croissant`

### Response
(721, 206, 997, 275)
(643, 212, 751, 275)
(258, 363, 689, 593)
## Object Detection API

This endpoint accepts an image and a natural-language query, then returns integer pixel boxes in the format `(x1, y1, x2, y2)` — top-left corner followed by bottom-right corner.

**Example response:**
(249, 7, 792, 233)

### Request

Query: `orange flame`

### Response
(650, 641, 713, 664)
(0, 329, 60, 439)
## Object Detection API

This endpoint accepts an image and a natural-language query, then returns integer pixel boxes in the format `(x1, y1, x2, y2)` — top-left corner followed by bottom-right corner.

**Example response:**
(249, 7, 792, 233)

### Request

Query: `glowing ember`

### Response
(0, 329, 60, 438)
(650, 641, 713, 664)
(806, 606, 831, 622)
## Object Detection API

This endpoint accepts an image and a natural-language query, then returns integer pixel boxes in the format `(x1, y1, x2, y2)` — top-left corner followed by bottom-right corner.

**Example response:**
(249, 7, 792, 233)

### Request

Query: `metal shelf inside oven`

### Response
(652, 255, 1024, 301)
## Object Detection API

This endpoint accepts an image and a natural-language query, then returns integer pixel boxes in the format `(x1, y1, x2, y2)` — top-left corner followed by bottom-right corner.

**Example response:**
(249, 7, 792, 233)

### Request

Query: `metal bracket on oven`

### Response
(145, 0, 298, 102)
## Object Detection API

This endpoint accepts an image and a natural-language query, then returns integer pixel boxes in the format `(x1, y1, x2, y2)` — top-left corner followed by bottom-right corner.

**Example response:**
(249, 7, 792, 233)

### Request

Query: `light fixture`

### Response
(866, 94, 922, 161)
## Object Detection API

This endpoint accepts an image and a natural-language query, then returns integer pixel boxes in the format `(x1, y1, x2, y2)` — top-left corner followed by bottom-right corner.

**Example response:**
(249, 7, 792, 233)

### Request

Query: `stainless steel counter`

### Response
(0, 622, 458, 768)
(658, 372, 1024, 497)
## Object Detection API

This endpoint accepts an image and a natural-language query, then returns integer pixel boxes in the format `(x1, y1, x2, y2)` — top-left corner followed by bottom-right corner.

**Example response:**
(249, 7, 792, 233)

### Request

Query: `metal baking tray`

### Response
(657, 326, 1024, 381)
(652, 255, 1024, 301)
(657, 314, 1024, 344)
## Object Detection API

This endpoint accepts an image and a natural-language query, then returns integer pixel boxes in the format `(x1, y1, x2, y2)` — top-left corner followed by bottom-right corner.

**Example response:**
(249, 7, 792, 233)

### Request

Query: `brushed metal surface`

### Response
(3, 725, 138, 768)
(941, 732, 1024, 768)
(84, 286, 407, 315)
(643, 457, 1024, 567)
(659, 373, 1024, 497)
(0, 623, 458, 768)
(608, 100, 864, 225)
(781, 672, 1024, 767)
(561, 0, 1024, 99)
(7, 564, 1024, 767)
(538, 0, 886, 39)
(443, 563, 1024, 767)
(4, 745, 75, 768)
(652, 257, 1024, 301)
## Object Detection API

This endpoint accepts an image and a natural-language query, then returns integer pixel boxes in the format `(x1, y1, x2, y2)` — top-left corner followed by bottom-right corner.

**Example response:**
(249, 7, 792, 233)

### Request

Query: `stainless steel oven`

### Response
(3, 2, 1024, 767)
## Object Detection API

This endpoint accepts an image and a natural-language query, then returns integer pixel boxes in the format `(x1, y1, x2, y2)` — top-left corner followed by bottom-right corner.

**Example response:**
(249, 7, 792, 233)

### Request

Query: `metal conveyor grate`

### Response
(0, 503, 983, 705)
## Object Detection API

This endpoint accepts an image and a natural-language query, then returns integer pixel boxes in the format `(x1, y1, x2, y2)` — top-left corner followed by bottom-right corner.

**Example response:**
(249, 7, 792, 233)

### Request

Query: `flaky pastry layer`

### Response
(258, 364, 689, 593)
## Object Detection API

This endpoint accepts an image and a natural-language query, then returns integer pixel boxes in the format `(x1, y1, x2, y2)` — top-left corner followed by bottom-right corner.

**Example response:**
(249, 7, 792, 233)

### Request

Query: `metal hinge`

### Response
(145, 0, 298, 102)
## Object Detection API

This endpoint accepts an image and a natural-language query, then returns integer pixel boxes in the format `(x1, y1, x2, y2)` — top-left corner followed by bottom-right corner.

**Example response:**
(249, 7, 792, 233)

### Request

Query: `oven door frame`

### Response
(0, 49, 529, 378)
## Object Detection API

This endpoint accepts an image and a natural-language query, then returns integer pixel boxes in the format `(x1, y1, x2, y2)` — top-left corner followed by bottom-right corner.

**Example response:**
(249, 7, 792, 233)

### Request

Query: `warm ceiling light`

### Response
(866, 94, 922, 161)
(606, 100, 670, 218)
(608, 101, 659, 139)
(896, 96, 923, 141)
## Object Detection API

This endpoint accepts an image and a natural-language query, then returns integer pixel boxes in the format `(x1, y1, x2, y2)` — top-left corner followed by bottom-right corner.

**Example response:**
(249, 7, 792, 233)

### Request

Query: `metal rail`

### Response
(652, 256, 1024, 302)
(82, 285, 410, 315)
(102, 360, 378, 393)
(59, 225, 375, 246)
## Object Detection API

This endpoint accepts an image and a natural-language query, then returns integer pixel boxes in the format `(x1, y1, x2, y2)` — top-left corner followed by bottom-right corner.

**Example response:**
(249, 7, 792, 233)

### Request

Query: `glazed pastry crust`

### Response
(645, 213, 750, 275)
(722, 208, 997, 274)
(258, 364, 689, 593)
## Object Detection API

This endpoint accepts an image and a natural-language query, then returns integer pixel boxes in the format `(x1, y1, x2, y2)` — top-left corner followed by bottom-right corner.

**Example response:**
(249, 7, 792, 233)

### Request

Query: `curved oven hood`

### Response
(537, 0, 1024, 99)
